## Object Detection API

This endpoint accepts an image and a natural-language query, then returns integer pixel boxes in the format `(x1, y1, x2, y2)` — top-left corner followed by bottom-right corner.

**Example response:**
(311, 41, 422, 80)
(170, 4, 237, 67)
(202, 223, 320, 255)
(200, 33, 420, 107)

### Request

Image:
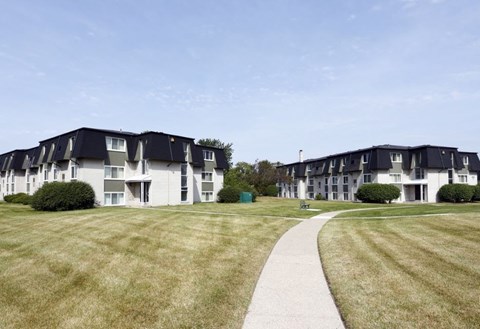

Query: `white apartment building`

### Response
(0, 128, 228, 206)
(278, 145, 480, 203)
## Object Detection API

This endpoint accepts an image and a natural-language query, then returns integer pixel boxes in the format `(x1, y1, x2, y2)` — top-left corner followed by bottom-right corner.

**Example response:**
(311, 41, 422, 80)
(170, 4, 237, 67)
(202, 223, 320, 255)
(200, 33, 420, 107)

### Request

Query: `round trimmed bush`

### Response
(217, 186, 241, 203)
(315, 193, 324, 201)
(356, 183, 401, 203)
(31, 181, 96, 211)
(4, 193, 32, 205)
(438, 184, 475, 203)
(264, 185, 279, 197)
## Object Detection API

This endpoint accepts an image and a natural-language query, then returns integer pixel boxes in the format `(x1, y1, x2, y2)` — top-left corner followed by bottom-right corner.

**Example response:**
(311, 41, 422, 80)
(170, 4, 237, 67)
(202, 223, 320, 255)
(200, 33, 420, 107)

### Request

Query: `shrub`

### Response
(356, 183, 401, 203)
(264, 185, 279, 197)
(473, 185, 480, 201)
(31, 181, 95, 211)
(217, 186, 242, 203)
(438, 184, 475, 203)
(4, 193, 32, 205)
(315, 193, 324, 201)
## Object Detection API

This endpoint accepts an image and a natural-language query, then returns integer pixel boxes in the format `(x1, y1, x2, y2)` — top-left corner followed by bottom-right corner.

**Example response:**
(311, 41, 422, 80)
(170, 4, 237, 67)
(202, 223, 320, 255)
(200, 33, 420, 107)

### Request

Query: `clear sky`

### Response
(1, 0, 479, 164)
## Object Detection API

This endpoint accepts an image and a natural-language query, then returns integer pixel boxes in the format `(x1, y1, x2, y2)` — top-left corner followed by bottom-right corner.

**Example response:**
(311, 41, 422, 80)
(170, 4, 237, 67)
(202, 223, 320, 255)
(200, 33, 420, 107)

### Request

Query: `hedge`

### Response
(31, 181, 96, 211)
(437, 184, 476, 203)
(356, 183, 401, 203)
(4, 193, 32, 205)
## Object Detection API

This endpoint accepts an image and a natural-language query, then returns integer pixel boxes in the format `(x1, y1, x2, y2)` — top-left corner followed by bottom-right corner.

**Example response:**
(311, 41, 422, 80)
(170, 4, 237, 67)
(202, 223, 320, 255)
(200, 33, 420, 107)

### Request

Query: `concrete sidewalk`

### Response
(242, 212, 345, 329)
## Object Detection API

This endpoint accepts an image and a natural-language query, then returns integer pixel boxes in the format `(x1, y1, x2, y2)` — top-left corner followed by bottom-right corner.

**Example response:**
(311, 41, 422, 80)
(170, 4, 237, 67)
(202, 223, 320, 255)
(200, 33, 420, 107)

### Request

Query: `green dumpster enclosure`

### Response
(240, 192, 253, 203)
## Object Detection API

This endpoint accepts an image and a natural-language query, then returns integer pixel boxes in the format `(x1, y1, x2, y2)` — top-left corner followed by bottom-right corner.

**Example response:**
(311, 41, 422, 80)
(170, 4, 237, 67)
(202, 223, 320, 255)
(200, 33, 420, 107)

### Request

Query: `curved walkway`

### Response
(242, 211, 345, 329)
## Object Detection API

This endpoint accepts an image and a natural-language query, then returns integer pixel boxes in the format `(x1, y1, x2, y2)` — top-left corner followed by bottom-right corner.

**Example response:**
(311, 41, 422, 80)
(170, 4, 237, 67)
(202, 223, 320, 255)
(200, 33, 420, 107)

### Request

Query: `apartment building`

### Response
(0, 128, 228, 206)
(278, 145, 480, 203)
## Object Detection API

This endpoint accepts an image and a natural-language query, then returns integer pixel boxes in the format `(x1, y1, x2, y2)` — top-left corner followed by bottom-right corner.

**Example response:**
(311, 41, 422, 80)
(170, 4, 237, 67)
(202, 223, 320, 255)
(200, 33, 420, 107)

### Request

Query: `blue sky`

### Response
(1, 0, 479, 164)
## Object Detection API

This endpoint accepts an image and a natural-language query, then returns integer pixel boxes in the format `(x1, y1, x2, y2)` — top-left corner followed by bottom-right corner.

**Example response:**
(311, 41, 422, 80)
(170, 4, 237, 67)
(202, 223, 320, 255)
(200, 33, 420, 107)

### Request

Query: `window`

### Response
(318, 181, 321, 189)
(324, 177, 329, 185)
(363, 174, 372, 183)
(390, 153, 402, 162)
(343, 175, 349, 185)
(307, 164, 312, 172)
(53, 165, 58, 181)
(463, 156, 469, 166)
(71, 163, 78, 179)
(104, 193, 125, 206)
(106, 137, 126, 152)
(459, 175, 468, 183)
(362, 154, 369, 164)
(203, 150, 214, 161)
(390, 174, 402, 183)
(330, 159, 336, 168)
(104, 166, 125, 179)
(202, 171, 213, 182)
(44, 168, 49, 181)
(448, 169, 454, 184)
(141, 160, 149, 175)
(414, 168, 425, 180)
(202, 192, 214, 202)
(332, 185, 338, 200)
(181, 163, 188, 202)
(308, 179, 314, 186)
(26, 173, 30, 193)
(343, 192, 349, 200)
(332, 176, 338, 185)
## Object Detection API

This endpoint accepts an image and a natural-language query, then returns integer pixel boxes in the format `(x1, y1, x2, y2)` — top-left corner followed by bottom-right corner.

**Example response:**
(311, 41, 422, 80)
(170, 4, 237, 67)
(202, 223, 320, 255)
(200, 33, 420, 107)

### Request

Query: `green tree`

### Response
(250, 160, 278, 195)
(224, 161, 254, 187)
(197, 138, 234, 169)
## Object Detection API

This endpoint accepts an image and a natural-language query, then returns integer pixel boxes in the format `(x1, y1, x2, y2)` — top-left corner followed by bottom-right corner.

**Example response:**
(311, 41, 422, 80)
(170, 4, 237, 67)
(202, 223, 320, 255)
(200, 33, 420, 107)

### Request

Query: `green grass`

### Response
(319, 211, 480, 329)
(4, 198, 478, 328)
(336, 202, 480, 218)
(0, 203, 297, 329)
(164, 197, 396, 219)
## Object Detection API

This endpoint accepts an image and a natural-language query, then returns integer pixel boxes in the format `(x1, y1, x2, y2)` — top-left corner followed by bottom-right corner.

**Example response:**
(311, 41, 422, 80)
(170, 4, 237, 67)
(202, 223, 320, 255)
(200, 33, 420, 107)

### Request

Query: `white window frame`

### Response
(330, 159, 336, 168)
(202, 191, 214, 202)
(203, 150, 214, 161)
(104, 192, 125, 206)
(390, 173, 402, 183)
(463, 156, 469, 166)
(202, 171, 213, 182)
(53, 165, 58, 181)
(71, 163, 78, 180)
(343, 175, 349, 185)
(390, 153, 402, 163)
(458, 174, 468, 183)
(106, 137, 126, 152)
(181, 163, 188, 202)
(362, 154, 369, 164)
(332, 176, 338, 185)
(363, 174, 372, 184)
(104, 166, 125, 179)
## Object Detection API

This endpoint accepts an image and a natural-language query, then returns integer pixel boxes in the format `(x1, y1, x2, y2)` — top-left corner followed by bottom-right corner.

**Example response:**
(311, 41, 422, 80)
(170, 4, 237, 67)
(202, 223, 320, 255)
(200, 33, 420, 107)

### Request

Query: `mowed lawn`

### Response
(0, 201, 300, 329)
(319, 207, 480, 329)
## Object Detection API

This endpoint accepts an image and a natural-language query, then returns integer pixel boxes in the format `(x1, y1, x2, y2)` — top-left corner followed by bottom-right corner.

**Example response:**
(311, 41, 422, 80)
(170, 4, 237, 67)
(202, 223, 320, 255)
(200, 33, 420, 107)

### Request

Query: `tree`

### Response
(197, 138, 234, 169)
(250, 160, 278, 195)
(224, 161, 254, 187)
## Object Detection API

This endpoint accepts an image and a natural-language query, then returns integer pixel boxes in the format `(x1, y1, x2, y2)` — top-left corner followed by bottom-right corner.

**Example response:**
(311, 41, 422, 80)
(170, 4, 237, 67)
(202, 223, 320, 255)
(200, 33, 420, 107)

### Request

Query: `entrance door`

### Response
(415, 185, 421, 201)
